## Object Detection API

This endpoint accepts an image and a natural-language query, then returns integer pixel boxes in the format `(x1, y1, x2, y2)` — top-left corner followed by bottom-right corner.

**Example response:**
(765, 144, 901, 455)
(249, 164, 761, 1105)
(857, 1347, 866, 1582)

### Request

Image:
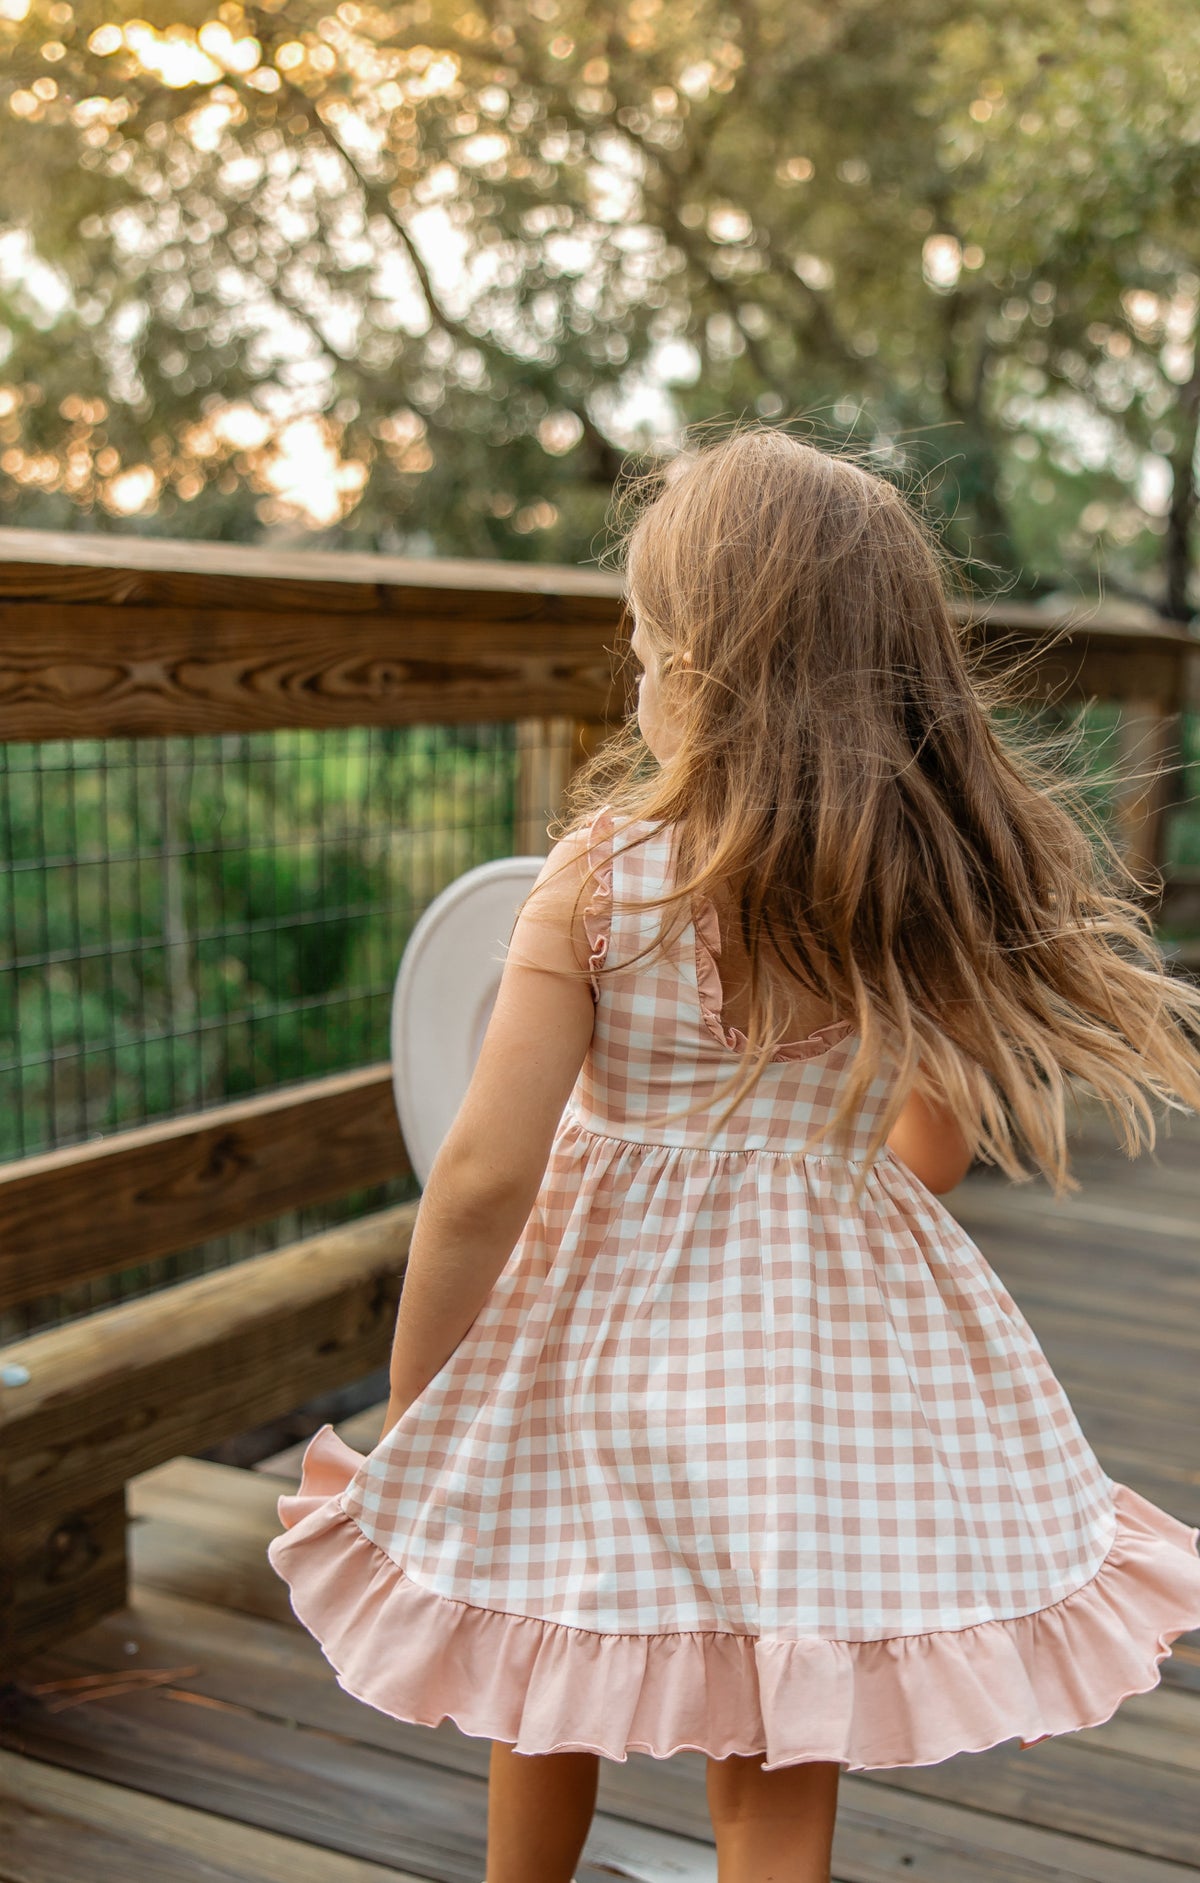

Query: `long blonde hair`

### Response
(544, 425, 1200, 1205)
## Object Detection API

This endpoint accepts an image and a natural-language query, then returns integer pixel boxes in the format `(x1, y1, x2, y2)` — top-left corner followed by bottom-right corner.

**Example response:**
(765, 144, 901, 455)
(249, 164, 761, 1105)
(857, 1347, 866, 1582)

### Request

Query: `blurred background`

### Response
(3, 0, 1200, 1342)
(2, 0, 1198, 598)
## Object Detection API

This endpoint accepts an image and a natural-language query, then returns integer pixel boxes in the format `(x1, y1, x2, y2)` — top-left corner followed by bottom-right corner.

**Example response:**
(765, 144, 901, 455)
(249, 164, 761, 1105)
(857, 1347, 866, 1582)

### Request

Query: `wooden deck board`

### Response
(876, 1730, 1200, 1865)
(0, 1665, 517, 1880)
(0, 1749, 429, 1883)
(3, 1128, 1200, 1881)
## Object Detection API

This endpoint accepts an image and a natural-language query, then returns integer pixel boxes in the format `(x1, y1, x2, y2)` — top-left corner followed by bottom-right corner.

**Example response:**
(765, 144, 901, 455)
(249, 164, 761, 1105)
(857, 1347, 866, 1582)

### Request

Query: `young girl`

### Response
(268, 428, 1200, 1883)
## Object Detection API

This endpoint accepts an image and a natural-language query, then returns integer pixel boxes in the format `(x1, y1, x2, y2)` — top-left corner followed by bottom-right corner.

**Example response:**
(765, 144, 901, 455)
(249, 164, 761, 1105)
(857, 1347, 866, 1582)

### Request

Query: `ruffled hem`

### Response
(691, 893, 856, 1062)
(583, 804, 615, 1001)
(266, 1424, 1200, 1773)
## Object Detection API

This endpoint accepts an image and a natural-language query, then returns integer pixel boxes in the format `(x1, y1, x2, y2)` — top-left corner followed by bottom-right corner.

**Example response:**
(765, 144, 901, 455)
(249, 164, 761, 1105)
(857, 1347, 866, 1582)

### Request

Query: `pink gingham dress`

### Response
(268, 804, 1200, 1771)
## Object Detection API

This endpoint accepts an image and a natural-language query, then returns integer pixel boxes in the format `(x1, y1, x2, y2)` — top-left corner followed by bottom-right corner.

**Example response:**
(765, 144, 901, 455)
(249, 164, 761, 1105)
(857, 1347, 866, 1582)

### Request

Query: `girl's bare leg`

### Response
(485, 1741, 600, 1883)
(705, 1753, 841, 1883)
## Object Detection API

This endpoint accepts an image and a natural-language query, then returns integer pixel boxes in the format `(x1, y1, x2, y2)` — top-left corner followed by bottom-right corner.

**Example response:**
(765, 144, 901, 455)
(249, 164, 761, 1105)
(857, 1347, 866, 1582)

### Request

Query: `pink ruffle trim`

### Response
(691, 893, 856, 1062)
(583, 805, 615, 1001)
(266, 1423, 1200, 1772)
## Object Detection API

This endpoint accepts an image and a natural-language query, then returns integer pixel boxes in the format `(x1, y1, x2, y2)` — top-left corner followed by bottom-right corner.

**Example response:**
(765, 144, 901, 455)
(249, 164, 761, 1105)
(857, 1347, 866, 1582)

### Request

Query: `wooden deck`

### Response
(3, 1108, 1199, 1882)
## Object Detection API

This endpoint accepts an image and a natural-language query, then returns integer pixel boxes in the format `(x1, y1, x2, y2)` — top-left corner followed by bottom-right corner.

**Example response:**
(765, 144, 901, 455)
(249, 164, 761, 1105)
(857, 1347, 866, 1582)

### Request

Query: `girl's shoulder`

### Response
(583, 802, 667, 856)
(573, 806, 674, 978)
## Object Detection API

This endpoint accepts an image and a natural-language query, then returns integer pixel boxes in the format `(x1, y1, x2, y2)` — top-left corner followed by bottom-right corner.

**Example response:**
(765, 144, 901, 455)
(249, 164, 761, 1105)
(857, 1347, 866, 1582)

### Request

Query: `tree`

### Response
(0, 0, 1197, 614)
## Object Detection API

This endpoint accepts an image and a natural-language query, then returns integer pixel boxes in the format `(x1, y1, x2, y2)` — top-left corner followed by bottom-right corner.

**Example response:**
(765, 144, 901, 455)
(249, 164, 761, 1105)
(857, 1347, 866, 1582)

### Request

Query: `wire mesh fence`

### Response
(0, 719, 523, 1338)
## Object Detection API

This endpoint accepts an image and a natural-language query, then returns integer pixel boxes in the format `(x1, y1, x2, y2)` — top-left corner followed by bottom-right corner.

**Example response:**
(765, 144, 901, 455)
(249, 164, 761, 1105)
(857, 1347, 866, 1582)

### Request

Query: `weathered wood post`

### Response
(514, 718, 580, 855)
(515, 717, 616, 855)
(1111, 699, 1185, 897)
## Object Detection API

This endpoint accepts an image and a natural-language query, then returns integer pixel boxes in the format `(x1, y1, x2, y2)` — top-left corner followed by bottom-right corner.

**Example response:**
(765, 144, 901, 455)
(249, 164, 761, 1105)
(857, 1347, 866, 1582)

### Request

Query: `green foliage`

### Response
(0, 0, 1195, 611)
(0, 722, 518, 1158)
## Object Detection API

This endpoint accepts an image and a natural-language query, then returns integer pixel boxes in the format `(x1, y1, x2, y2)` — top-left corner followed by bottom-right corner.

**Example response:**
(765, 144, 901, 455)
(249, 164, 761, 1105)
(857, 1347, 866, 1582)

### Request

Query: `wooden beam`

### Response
(0, 525, 1189, 643)
(0, 523, 627, 610)
(0, 1065, 410, 1314)
(0, 526, 1195, 743)
(0, 599, 1188, 739)
(1, 1201, 413, 1527)
(515, 718, 583, 856)
(0, 601, 626, 739)
(0, 526, 627, 738)
(1112, 704, 1185, 885)
(970, 625, 1195, 716)
(0, 1488, 127, 1688)
(1160, 868, 1200, 932)
(0, 1201, 414, 1673)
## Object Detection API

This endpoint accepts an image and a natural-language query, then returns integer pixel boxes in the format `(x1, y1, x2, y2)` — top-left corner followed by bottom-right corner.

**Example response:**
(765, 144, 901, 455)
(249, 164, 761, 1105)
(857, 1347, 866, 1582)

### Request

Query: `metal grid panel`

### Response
(1, 721, 518, 1337)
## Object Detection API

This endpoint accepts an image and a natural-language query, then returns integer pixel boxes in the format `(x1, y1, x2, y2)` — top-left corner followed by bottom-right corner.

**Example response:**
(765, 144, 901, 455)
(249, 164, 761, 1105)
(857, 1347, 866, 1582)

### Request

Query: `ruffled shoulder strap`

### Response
(580, 805, 679, 1001)
(582, 802, 616, 1001)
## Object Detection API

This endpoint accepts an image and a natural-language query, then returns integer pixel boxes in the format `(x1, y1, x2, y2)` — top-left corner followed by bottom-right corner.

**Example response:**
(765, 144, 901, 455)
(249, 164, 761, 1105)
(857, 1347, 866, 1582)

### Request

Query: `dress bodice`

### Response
(568, 807, 902, 1157)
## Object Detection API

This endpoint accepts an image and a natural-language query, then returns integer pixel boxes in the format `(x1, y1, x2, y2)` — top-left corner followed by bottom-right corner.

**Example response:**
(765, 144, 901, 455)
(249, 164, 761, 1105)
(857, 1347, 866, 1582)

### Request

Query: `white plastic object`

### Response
(390, 855, 546, 1189)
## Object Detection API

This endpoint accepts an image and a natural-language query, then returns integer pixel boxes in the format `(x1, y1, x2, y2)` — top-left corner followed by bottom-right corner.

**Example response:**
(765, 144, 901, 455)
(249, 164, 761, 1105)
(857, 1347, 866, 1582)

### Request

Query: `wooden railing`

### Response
(1, 524, 1197, 1678)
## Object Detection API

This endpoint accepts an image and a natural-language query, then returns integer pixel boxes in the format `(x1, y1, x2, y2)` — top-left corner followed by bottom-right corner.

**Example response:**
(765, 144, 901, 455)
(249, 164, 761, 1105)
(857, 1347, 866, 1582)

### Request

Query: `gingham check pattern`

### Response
(344, 807, 1117, 1640)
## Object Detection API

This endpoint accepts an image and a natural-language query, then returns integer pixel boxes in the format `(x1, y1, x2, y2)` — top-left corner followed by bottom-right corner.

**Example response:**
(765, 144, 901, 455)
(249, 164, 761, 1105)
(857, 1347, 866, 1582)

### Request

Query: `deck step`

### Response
(252, 1403, 389, 1483)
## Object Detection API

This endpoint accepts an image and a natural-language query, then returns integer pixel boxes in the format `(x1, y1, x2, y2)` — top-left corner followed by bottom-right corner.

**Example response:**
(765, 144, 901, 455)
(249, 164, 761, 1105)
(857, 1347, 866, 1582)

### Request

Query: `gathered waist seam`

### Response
(561, 1111, 887, 1166)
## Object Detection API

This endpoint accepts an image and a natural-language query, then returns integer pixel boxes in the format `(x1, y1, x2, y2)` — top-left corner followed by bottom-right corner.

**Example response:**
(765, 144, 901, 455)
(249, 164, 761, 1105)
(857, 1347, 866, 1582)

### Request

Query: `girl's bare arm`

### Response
(885, 1079, 974, 1195)
(379, 831, 598, 1439)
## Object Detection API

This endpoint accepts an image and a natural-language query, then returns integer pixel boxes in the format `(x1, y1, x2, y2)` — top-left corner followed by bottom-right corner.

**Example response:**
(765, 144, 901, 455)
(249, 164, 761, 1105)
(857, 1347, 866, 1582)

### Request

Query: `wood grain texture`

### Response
(514, 715, 584, 856)
(0, 524, 628, 606)
(0, 525, 1193, 745)
(129, 1455, 320, 1628)
(0, 1205, 413, 1537)
(0, 1749, 428, 1883)
(0, 608, 1184, 739)
(833, 1779, 1200, 1883)
(0, 1675, 493, 1883)
(0, 601, 627, 738)
(0, 1064, 409, 1312)
(877, 1732, 1200, 1867)
(0, 1794, 264, 1883)
(0, 1487, 127, 1683)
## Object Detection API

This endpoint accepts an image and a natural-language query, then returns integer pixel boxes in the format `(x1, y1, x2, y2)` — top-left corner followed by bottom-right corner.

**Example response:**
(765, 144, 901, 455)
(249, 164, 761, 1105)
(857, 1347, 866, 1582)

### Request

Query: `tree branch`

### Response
(274, 77, 620, 481)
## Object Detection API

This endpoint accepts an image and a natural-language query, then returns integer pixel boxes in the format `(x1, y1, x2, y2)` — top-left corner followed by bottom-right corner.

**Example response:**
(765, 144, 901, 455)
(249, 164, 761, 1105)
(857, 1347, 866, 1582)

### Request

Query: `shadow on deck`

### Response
(2, 1106, 1199, 1882)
